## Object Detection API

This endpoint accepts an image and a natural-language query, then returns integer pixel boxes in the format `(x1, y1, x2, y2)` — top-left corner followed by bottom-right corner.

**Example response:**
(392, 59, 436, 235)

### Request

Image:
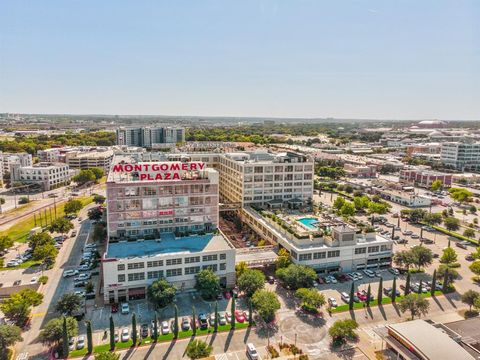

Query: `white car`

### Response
(327, 275, 338, 284)
(363, 270, 375, 278)
(30, 277, 38, 284)
(74, 291, 86, 297)
(121, 328, 130, 342)
(63, 269, 79, 278)
(121, 303, 130, 314)
(161, 321, 170, 335)
(76, 336, 85, 350)
(328, 297, 338, 307)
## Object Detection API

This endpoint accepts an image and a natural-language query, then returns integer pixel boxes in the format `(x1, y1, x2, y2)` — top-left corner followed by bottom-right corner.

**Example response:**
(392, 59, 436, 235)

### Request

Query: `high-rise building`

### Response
(116, 126, 185, 148)
(441, 142, 480, 171)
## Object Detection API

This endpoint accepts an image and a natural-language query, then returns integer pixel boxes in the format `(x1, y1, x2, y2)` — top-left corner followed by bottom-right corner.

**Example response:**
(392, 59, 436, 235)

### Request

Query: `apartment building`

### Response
(0, 152, 33, 175)
(106, 155, 219, 241)
(10, 162, 73, 190)
(65, 149, 114, 172)
(441, 142, 480, 171)
(241, 207, 393, 273)
(217, 151, 314, 207)
(116, 126, 185, 148)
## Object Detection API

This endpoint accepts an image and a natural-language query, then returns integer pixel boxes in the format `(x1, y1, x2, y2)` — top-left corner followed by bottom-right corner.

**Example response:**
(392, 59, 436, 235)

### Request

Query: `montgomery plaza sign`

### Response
(112, 162, 206, 181)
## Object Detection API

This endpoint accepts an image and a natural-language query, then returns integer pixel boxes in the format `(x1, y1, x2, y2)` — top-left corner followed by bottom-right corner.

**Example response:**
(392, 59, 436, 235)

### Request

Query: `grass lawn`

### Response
(0, 259, 42, 272)
(69, 323, 250, 358)
(0, 196, 93, 244)
(331, 290, 443, 313)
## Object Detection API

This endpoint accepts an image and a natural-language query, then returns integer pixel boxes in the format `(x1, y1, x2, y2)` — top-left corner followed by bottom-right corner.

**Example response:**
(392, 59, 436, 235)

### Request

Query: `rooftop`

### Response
(106, 233, 233, 259)
(224, 150, 312, 164)
(387, 320, 475, 360)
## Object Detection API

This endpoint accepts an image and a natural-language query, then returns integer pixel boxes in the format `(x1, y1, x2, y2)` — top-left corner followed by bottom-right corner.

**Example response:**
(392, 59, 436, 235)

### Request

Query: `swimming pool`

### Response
(297, 217, 319, 230)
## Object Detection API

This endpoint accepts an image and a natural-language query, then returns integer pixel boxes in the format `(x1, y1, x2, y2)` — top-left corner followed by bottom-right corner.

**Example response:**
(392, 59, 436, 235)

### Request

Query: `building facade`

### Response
(0, 152, 33, 175)
(10, 162, 73, 190)
(65, 149, 114, 172)
(441, 142, 480, 171)
(116, 126, 185, 148)
(399, 167, 452, 188)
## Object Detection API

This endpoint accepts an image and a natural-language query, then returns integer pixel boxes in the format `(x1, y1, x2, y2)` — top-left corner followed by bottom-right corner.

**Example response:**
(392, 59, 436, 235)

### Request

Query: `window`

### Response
(220, 263, 226, 271)
(127, 262, 145, 270)
(185, 256, 200, 264)
(313, 252, 326, 259)
(299, 253, 312, 261)
(219, 253, 226, 260)
(118, 274, 125, 282)
(117, 264, 125, 271)
(166, 268, 182, 277)
(147, 270, 164, 279)
(185, 266, 201, 275)
(147, 260, 163, 268)
(202, 264, 218, 272)
(128, 272, 145, 282)
(355, 247, 367, 255)
(202, 254, 218, 262)
(368, 246, 380, 253)
(166, 258, 182, 266)
(327, 250, 340, 258)
(381, 245, 390, 252)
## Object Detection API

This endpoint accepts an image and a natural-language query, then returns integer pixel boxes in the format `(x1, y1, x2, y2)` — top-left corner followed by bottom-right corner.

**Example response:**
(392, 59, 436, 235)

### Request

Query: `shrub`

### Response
(38, 276, 48, 284)
(267, 345, 279, 358)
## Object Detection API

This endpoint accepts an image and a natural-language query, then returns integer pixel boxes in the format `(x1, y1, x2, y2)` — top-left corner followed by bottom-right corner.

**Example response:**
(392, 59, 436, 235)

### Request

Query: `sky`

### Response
(0, 0, 479, 120)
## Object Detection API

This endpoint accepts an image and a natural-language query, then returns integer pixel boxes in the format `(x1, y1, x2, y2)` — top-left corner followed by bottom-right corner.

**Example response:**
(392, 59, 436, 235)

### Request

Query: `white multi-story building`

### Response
(217, 151, 314, 207)
(0, 152, 33, 175)
(102, 233, 236, 303)
(441, 142, 480, 171)
(241, 207, 393, 273)
(10, 162, 73, 190)
(65, 149, 114, 172)
(116, 126, 185, 148)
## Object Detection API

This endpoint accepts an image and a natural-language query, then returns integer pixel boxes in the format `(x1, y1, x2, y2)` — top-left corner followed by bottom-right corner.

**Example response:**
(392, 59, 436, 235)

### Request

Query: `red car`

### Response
(223, 291, 231, 300)
(234, 310, 245, 323)
(316, 277, 324, 284)
(111, 304, 119, 313)
(356, 291, 367, 302)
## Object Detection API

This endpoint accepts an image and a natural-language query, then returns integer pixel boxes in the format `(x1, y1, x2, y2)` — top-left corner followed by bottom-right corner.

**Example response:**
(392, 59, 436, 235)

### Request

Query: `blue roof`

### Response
(106, 233, 219, 259)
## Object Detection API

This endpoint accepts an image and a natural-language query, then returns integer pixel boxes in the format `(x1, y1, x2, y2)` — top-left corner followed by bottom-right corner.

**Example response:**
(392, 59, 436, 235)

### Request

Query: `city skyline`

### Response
(1, 0, 479, 119)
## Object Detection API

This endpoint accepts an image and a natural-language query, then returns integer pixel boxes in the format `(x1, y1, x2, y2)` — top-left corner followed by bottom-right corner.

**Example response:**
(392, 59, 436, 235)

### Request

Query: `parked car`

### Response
(466, 254, 475, 261)
(456, 241, 470, 249)
(234, 310, 246, 323)
(246, 343, 259, 360)
(209, 313, 216, 326)
(267, 275, 275, 284)
(121, 303, 130, 314)
(328, 297, 337, 307)
(218, 312, 227, 325)
(68, 338, 75, 351)
(388, 268, 400, 276)
(223, 291, 231, 299)
(71, 230, 77, 237)
(63, 269, 79, 278)
(181, 317, 190, 331)
(121, 328, 130, 342)
(402, 230, 413, 236)
(74, 280, 86, 288)
(74, 291, 86, 297)
(198, 314, 208, 329)
(356, 291, 367, 302)
(411, 234, 420, 239)
(140, 324, 149, 337)
(76, 336, 85, 350)
(340, 292, 350, 303)
(30, 277, 38, 284)
(383, 287, 401, 297)
(161, 321, 170, 335)
(111, 304, 119, 313)
(363, 269, 375, 278)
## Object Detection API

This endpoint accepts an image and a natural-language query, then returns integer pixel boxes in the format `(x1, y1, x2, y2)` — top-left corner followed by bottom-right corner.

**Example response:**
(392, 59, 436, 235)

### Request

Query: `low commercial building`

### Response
(400, 167, 453, 188)
(344, 163, 377, 178)
(65, 149, 114, 172)
(241, 207, 393, 273)
(374, 188, 432, 207)
(377, 319, 474, 360)
(10, 162, 73, 191)
(102, 232, 236, 303)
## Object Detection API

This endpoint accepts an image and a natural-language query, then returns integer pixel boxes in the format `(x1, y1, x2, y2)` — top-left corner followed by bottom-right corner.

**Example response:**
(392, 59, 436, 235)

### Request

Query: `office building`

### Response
(116, 126, 185, 148)
(441, 142, 480, 171)
(10, 162, 73, 191)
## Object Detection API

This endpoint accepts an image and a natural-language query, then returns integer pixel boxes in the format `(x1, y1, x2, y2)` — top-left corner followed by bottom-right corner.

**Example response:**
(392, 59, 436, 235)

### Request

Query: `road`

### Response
(15, 204, 95, 360)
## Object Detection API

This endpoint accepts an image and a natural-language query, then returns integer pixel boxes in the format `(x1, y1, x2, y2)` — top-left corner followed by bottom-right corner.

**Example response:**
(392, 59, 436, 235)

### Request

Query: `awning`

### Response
(128, 287, 146, 296)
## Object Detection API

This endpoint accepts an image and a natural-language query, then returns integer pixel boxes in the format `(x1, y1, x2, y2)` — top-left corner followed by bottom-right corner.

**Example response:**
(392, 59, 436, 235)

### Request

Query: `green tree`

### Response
(423, 213, 443, 226)
(438, 264, 459, 283)
(0, 236, 13, 253)
(461, 290, 480, 311)
(367, 201, 389, 215)
(39, 316, 78, 346)
(377, 277, 383, 304)
(248, 300, 254, 326)
(328, 319, 358, 344)
(410, 246, 434, 270)
(93, 194, 106, 204)
(195, 269, 220, 300)
(237, 269, 265, 298)
(173, 305, 179, 338)
(0, 325, 22, 360)
(431, 269, 437, 297)
(147, 278, 177, 308)
(399, 294, 430, 320)
(191, 307, 196, 336)
(464, 228, 476, 239)
(391, 277, 397, 302)
(449, 188, 473, 203)
(444, 217, 460, 231)
(55, 293, 83, 316)
(275, 264, 316, 290)
(251, 290, 280, 323)
(469, 261, 480, 277)
(366, 284, 372, 307)
(90, 167, 104, 180)
(339, 202, 356, 217)
(275, 248, 291, 269)
(95, 352, 120, 360)
(28, 232, 54, 251)
(32, 242, 58, 265)
(405, 273, 411, 296)
(440, 247, 458, 265)
(353, 196, 370, 211)
(88, 207, 103, 221)
(349, 282, 355, 310)
(186, 339, 213, 360)
(230, 297, 236, 329)
(235, 261, 248, 277)
(153, 312, 159, 340)
(333, 196, 346, 210)
(86, 320, 93, 354)
(393, 250, 415, 270)
(295, 288, 326, 312)
(131, 313, 137, 345)
(431, 179, 443, 191)
(109, 316, 115, 350)
(49, 218, 74, 235)
(64, 199, 83, 215)
(0, 289, 43, 326)
(62, 317, 69, 358)
(213, 301, 218, 333)
(73, 169, 96, 185)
